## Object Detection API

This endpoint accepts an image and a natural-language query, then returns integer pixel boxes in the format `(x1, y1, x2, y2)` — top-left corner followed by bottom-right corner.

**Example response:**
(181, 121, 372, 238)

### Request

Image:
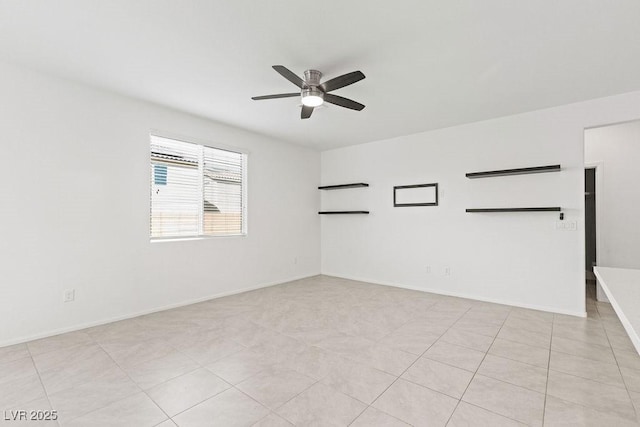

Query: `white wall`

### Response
(0, 61, 320, 346)
(585, 120, 640, 269)
(321, 92, 640, 316)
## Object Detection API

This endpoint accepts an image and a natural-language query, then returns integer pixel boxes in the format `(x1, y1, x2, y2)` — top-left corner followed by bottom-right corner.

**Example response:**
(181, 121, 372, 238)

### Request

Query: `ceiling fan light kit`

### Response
(301, 91, 324, 107)
(252, 65, 366, 119)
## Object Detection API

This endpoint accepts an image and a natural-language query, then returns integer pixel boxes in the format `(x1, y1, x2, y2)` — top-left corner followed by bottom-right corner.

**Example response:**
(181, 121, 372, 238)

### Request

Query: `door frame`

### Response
(585, 162, 604, 276)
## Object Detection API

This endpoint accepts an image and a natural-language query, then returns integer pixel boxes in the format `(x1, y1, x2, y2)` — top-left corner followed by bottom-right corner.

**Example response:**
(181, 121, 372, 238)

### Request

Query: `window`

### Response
(150, 134, 247, 239)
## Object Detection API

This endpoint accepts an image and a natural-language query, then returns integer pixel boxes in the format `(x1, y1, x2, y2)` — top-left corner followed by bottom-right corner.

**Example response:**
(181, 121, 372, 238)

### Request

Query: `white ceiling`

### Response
(1, 1, 640, 150)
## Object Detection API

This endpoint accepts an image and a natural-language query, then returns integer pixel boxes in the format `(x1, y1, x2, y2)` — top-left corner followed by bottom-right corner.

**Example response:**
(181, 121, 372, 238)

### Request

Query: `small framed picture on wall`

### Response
(393, 183, 438, 207)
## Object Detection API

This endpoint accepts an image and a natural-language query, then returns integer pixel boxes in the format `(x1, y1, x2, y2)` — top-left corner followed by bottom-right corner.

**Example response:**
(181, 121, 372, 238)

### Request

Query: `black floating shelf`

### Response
(318, 183, 369, 190)
(466, 207, 561, 213)
(318, 211, 370, 215)
(466, 164, 561, 179)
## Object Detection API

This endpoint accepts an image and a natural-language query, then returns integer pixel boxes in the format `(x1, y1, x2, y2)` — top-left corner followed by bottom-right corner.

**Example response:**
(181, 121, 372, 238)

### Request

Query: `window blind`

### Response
(203, 145, 244, 235)
(150, 135, 246, 239)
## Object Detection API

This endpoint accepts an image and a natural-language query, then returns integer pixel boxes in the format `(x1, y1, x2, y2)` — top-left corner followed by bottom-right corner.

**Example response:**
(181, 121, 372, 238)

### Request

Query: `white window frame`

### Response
(149, 131, 248, 242)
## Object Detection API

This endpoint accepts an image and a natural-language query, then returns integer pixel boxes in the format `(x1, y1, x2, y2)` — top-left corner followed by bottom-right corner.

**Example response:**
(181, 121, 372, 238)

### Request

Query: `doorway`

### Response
(585, 167, 597, 300)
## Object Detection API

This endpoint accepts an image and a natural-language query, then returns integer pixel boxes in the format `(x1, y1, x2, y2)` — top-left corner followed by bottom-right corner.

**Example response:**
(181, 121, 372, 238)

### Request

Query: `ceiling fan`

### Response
(251, 65, 366, 119)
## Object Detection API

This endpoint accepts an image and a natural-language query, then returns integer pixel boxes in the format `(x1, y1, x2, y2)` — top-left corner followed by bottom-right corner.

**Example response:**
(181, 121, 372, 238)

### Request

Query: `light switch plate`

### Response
(556, 220, 578, 231)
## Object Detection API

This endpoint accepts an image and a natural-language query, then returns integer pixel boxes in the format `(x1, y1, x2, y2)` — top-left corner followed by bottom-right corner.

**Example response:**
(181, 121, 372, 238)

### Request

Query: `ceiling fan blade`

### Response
(321, 71, 365, 92)
(301, 105, 314, 119)
(251, 93, 300, 100)
(324, 94, 365, 111)
(272, 65, 304, 88)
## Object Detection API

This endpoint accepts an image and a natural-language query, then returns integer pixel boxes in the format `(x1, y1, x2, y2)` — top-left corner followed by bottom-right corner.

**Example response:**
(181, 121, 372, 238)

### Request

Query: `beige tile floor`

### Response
(2, 276, 640, 426)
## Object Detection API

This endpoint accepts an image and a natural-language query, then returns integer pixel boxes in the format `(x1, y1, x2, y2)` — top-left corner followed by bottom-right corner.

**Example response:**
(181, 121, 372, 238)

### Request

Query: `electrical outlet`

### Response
(64, 289, 75, 303)
(426, 266, 431, 274)
(294, 257, 298, 265)
(444, 267, 451, 276)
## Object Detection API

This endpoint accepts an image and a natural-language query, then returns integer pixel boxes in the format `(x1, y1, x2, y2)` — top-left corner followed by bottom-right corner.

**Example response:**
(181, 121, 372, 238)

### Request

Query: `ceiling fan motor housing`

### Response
(303, 69, 322, 87)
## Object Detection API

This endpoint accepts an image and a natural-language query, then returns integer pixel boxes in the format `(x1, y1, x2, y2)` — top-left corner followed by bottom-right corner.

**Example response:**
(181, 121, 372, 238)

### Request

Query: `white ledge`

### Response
(594, 266, 640, 355)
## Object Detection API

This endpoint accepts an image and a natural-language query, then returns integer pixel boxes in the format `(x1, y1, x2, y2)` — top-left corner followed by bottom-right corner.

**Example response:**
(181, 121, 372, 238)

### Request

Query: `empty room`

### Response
(2, 1, 640, 426)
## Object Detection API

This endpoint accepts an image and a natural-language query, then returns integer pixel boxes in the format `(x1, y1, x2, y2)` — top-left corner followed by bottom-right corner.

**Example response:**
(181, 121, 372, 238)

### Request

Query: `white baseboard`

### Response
(322, 272, 587, 318)
(1, 273, 320, 348)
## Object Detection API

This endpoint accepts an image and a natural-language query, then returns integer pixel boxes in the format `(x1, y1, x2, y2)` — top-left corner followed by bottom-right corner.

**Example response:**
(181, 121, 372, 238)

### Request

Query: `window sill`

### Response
(150, 234, 247, 243)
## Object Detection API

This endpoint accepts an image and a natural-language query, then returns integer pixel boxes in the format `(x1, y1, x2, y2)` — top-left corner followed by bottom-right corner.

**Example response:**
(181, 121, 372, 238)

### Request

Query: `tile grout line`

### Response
(278, 341, 389, 424)
(164, 328, 322, 425)
(25, 344, 60, 427)
(27, 333, 105, 425)
(369, 301, 440, 345)
(546, 360, 631, 389)
(350, 303, 478, 426)
(502, 326, 626, 373)
(438, 310, 548, 427)
(272, 299, 469, 426)
(541, 313, 556, 426)
(154, 315, 309, 423)
(135, 324, 270, 424)
(166, 383, 279, 425)
(91, 340, 174, 424)
(167, 292, 389, 425)
(443, 306, 516, 426)
(265, 378, 321, 425)
(144, 372, 233, 425)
